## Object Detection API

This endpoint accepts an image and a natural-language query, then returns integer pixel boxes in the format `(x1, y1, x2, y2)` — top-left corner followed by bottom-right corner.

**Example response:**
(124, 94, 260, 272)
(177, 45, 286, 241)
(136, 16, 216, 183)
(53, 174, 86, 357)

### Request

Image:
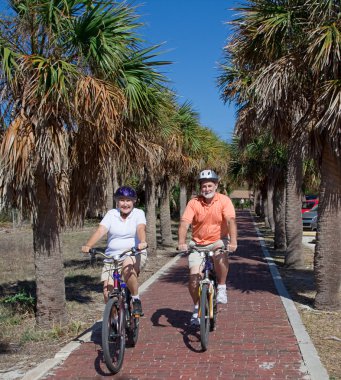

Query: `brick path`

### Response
(43, 211, 309, 379)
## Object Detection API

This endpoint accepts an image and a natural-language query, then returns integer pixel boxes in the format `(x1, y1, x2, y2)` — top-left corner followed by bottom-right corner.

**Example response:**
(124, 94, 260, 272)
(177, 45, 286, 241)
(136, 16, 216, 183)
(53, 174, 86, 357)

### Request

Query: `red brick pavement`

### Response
(43, 211, 309, 379)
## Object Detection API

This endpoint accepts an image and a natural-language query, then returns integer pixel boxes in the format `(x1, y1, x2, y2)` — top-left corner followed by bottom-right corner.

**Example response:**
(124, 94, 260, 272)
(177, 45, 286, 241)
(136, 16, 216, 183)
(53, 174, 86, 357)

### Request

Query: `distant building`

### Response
(229, 190, 252, 201)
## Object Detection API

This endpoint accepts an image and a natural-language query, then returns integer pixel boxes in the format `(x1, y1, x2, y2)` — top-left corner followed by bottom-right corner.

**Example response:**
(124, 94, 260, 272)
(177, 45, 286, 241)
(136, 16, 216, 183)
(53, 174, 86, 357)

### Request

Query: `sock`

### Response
(132, 295, 140, 301)
(217, 284, 226, 290)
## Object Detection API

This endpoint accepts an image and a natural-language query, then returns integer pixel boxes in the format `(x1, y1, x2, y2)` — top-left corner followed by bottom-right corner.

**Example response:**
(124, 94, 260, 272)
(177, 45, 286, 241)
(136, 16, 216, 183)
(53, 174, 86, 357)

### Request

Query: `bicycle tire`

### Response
(127, 312, 140, 347)
(210, 286, 217, 332)
(199, 283, 210, 351)
(102, 296, 126, 373)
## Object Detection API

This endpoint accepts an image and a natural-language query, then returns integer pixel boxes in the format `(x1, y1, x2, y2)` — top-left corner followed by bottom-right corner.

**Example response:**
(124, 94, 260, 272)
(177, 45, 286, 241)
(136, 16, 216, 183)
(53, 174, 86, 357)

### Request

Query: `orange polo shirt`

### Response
(181, 193, 236, 245)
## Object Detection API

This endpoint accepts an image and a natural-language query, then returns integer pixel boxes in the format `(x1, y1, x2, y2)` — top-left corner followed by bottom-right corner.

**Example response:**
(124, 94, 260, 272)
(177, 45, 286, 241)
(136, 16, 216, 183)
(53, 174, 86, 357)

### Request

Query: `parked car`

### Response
(302, 198, 319, 213)
(310, 214, 318, 231)
(302, 205, 318, 230)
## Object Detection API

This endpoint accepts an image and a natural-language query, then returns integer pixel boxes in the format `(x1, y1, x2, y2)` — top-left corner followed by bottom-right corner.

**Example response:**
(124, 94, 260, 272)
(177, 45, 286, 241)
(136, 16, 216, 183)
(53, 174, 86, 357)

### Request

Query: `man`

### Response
(178, 170, 237, 325)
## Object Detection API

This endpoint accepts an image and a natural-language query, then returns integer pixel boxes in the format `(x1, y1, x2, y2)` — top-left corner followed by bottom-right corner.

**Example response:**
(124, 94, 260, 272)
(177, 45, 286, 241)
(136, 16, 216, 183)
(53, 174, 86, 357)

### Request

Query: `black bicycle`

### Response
(89, 247, 142, 374)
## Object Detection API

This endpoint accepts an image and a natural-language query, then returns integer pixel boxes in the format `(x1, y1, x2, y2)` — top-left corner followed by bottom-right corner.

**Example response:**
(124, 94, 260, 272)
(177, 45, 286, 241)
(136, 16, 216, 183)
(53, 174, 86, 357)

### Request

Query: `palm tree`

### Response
(0, 0, 169, 327)
(220, 0, 341, 309)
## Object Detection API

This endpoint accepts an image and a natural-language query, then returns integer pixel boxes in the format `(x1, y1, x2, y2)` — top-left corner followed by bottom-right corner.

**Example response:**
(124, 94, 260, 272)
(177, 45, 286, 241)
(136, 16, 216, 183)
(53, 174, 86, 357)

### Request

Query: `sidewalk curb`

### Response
(21, 254, 182, 380)
(253, 224, 329, 380)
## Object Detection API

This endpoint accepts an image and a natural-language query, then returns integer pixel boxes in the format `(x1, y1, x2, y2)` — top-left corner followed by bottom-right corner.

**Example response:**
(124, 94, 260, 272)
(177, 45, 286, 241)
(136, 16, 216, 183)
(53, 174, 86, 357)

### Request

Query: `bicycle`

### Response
(89, 247, 143, 374)
(188, 245, 228, 351)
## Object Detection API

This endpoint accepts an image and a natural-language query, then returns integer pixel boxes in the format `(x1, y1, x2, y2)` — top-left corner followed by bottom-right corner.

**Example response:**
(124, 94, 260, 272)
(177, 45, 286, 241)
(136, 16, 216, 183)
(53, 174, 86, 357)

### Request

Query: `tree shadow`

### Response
(65, 274, 102, 302)
(0, 274, 101, 304)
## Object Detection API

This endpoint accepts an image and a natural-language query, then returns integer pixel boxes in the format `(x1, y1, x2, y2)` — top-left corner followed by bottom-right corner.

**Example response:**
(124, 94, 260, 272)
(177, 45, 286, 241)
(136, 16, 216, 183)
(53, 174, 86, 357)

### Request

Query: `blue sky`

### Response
(138, 0, 241, 142)
(0, 0, 240, 142)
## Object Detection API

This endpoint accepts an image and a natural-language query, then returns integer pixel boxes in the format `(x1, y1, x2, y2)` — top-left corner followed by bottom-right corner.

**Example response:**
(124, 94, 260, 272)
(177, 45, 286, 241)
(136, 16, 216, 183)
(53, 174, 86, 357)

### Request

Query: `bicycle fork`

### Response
(198, 280, 215, 318)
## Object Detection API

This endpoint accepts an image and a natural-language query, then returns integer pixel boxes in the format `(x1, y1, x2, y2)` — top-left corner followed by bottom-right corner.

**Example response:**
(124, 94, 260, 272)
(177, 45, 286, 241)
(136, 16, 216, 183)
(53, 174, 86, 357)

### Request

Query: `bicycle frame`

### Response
(197, 250, 216, 319)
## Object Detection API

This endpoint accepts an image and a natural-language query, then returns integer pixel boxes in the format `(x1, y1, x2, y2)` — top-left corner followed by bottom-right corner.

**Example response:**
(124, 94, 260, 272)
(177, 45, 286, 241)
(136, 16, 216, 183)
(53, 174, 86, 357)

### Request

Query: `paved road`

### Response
(41, 211, 318, 379)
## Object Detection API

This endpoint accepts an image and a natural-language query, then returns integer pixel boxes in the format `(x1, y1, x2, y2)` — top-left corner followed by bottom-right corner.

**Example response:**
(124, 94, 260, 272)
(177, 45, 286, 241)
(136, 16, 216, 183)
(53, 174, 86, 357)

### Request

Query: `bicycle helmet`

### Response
(114, 186, 137, 200)
(198, 169, 219, 182)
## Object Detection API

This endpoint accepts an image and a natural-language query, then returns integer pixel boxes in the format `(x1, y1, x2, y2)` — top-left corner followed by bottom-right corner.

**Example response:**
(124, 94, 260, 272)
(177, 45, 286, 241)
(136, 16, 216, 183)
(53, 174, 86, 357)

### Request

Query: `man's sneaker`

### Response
(132, 299, 144, 316)
(217, 288, 228, 304)
(190, 307, 200, 326)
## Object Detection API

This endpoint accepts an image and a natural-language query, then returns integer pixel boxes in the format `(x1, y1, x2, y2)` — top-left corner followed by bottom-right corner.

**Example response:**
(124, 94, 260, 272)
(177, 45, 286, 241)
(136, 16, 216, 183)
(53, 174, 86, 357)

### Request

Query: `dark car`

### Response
(302, 205, 318, 230)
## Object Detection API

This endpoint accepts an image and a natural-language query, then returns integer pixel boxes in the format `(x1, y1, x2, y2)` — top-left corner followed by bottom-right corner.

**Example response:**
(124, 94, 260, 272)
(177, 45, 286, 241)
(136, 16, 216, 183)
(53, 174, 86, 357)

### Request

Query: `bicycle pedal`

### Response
(133, 312, 144, 317)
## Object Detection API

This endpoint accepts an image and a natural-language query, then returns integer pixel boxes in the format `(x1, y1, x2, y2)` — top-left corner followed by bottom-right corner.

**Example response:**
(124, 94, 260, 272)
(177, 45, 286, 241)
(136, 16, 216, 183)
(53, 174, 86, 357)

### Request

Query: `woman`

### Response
(81, 186, 147, 315)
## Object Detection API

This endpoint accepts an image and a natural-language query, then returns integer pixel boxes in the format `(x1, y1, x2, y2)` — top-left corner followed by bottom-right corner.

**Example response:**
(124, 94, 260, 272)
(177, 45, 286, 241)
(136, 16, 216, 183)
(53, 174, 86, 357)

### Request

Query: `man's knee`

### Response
(188, 272, 201, 288)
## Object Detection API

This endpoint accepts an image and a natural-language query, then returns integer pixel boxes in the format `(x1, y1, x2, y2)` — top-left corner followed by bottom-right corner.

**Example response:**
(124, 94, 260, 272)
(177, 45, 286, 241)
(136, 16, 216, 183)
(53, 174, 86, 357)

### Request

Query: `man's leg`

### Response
(188, 265, 202, 305)
(213, 250, 229, 304)
(213, 250, 229, 285)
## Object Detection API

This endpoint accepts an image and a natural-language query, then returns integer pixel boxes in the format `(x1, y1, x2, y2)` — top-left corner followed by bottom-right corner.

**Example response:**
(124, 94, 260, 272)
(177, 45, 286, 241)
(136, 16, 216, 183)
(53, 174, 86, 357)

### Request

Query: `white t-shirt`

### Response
(100, 208, 146, 260)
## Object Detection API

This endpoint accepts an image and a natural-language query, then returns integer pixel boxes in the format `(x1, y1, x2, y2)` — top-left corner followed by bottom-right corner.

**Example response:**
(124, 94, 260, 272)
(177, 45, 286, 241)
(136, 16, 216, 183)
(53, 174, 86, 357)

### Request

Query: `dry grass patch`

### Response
(0, 222, 177, 377)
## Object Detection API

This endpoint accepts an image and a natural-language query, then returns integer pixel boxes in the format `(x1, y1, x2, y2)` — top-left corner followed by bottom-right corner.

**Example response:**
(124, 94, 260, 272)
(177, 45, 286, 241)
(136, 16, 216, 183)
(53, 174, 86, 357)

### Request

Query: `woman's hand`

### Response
(138, 242, 148, 250)
(81, 245, 90, 254)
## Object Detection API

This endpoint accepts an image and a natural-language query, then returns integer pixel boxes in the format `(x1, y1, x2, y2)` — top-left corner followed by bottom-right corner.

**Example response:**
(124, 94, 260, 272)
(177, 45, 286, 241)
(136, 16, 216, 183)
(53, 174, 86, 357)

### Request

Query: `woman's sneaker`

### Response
(217, 288, 228, 304)
(132, 299, 144, 316)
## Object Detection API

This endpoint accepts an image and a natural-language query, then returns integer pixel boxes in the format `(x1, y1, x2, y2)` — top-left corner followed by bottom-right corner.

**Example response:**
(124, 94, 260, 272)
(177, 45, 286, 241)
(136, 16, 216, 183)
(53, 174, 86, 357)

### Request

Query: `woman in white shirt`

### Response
(82, 186, 147, 315)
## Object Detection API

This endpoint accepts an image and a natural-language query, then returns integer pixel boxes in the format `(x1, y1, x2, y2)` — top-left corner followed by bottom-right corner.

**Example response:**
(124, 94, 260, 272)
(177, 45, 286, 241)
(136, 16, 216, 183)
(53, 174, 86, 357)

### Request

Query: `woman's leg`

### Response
(122, 256, 139, 296)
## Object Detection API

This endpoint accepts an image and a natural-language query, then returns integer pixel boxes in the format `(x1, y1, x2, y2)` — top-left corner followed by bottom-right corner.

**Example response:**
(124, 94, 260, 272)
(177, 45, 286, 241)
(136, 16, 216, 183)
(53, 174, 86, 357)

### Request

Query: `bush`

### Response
(1, 291, 36, 314)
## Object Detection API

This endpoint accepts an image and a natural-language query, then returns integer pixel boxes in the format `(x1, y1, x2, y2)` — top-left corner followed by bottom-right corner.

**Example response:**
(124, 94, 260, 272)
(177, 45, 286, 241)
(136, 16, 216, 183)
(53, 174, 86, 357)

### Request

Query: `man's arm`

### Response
(178, 220, 190, 250)
(226, 217, 238, 252)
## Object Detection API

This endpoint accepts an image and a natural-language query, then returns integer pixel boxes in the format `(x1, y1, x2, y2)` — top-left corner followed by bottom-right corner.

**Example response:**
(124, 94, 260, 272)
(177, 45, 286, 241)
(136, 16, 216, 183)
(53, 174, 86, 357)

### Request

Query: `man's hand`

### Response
(177, 243, 188, 252)
(228, 243, 237, 253)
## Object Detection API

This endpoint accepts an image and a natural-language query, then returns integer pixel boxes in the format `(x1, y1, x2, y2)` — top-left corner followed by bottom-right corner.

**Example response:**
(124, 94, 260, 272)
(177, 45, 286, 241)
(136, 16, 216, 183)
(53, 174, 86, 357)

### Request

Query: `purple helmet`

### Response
(114, 186, 137, 200)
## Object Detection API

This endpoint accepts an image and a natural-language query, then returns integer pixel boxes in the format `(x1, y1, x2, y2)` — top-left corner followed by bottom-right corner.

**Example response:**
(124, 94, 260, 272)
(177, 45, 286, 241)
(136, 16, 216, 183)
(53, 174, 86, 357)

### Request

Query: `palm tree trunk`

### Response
(106, 167, 114, 211)
(314, 143, 341, 310)
(33, 167, 67, 328)
(180, 184, 187, 217)
(284, 149, 304, 268)
(267, 179, 275, 232)
(261, 184, 269, 227)
(144, 167, 157, 256)
(159, 177, 174, 247)
(274, 179, 286, 250)
(253, 188, 260, 214)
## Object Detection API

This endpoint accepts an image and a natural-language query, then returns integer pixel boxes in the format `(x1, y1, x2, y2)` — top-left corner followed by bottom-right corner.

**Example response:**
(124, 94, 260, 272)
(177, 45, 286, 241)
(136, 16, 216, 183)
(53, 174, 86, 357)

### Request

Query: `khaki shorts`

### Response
(188, 239, 226, 269)
(101, 253, 148, 284)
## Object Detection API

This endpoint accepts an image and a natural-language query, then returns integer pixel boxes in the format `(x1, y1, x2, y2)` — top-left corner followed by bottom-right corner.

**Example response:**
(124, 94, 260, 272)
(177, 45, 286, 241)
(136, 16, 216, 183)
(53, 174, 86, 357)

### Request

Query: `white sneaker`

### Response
(217, 288, 228, 304)
(190, 307, 200, 326)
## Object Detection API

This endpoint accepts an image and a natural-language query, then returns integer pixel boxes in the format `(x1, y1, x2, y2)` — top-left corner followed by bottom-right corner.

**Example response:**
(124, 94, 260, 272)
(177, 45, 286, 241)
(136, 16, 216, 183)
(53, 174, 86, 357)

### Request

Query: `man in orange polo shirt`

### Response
(178, 169, 237, 326)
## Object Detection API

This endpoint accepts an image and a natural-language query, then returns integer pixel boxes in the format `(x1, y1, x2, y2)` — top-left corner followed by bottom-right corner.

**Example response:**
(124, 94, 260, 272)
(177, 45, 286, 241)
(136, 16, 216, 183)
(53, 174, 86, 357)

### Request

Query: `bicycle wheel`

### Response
(102, 296, 126, 374)
(127, 311, 140, 347)
(199, 283, 210, 351)
(210, 286, 217, 332)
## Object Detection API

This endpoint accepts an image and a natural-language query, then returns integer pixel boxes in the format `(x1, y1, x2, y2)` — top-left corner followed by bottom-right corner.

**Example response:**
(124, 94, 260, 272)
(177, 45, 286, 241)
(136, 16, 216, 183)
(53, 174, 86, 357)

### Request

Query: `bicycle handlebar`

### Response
(88, 246, 146, 260)
(177, 245, 231, 256)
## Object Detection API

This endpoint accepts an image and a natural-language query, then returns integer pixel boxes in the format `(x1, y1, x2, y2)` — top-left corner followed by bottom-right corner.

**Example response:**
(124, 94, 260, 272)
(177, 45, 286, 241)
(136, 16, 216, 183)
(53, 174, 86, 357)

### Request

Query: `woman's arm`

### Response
(81, 225, 108, 253)
(136, 224, 147, 250)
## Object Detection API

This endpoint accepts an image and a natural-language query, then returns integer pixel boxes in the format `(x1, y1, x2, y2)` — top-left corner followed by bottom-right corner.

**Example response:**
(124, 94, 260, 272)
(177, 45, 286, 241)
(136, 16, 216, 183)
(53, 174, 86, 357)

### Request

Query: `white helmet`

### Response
(198, 169, 219, 182)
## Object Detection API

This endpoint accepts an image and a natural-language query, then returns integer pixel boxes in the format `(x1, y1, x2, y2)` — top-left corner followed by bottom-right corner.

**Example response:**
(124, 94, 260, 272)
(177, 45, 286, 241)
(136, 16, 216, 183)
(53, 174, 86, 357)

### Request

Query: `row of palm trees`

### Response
(219, 0, 340, 310)
(0, 1, 230, 328)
